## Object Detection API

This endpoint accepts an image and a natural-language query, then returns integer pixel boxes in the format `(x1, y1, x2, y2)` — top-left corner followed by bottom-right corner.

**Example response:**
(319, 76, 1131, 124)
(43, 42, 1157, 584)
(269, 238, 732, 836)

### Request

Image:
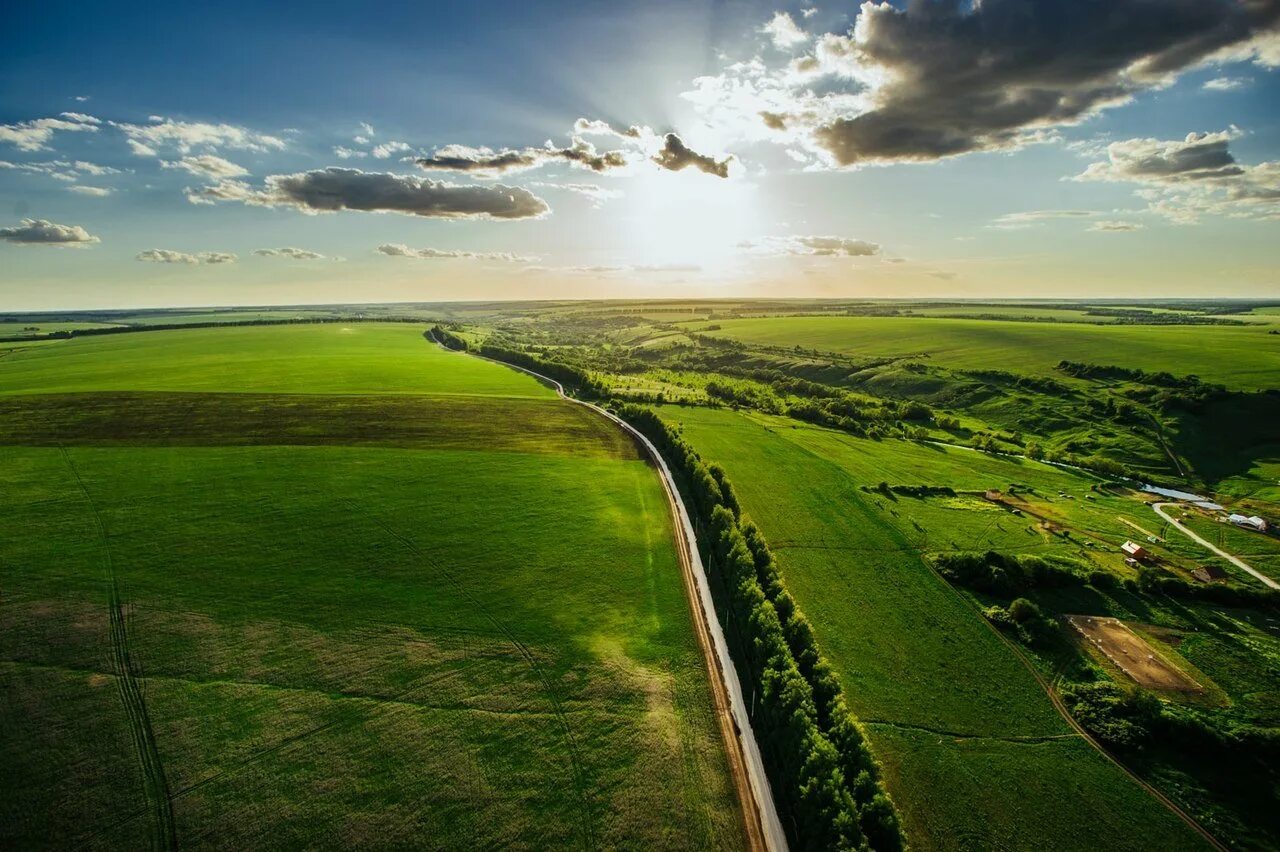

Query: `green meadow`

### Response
(684, 315, 1280, 391)
(658, 405, 1207, 851)
(0, 325, 745, 849)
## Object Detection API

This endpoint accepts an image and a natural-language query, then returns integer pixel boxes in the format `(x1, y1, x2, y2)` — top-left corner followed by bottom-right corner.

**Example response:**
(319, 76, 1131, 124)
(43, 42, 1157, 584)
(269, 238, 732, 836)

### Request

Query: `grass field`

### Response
(683, 315, 1280, 390)
(0, 324, 745, 849)
(658, 406, 1208, 850)
(0, 324, 549, 397)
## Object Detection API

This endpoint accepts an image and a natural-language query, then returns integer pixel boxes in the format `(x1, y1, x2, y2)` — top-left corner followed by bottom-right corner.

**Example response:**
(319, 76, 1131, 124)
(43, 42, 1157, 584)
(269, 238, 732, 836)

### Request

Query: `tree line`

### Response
(615, 404, 905, 852)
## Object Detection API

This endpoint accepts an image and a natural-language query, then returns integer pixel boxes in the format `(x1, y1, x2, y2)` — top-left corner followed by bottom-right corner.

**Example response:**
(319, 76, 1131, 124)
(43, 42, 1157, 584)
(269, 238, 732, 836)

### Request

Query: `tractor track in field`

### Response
(61, 447, 178, 852)
(340, 497, 599, 851)
(440, 337, 784, 852)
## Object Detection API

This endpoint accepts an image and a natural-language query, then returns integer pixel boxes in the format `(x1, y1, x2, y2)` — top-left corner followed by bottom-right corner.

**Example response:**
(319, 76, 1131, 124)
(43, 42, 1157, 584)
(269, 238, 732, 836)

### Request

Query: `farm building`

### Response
(1192, 565, 1227, 583)
(1228, 514, 1268, 532)
(1121, 540, 1150, 561)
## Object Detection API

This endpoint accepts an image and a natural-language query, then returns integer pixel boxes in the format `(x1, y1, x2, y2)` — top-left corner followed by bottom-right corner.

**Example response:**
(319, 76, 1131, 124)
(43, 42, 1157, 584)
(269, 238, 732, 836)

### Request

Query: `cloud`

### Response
(376, 243, 536, 262)
(188, 168, 550, 220)
(253, 247, 328, 260)
(989, 210, 1096, 229)
(66, 185, 113, 197)
(743, 0, 1280, 166)
(1076, 130, 1244, 182)
(136, 249, 237, 264)
(371, 141, 412, 159)
(528, 181, 621, 206)
(415, 138, 630, 175)
(0, 218, 100, 245)
(161, 154, 249, 178)
(333, 146, 367, 159)
(359, 122, 375, 137)
(652, 133, 731, 177)
(116, 117, 286, 156)
(744, 234, 880, 256)
(0, 159, 122, 185)
(0, 115, 100, 152)
(1076, 130, 1279, 221)
(1089, 220, 1145, 232)
(762, 11, 809, 49)
(1203, 76, 1247, 90)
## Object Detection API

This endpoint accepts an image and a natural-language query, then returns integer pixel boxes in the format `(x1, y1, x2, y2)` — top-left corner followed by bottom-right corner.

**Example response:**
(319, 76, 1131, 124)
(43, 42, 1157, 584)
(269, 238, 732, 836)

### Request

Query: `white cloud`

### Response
(253, 247, 328, 260)
(376, 243, 536, 262)
(66, 185, 113, 197)
(161, 154, 249, 178)
(1089, 220, 1145, 232)
(743, 234, 881, 256)
(116, 117, 286, 156)
(0, 218, 100, 245)
(371, 141, 411, 159)
(136, 249, 237, 264)
(0, 115, 100, 152)
(761, 12, 809, 50)
(989, 210, 1097, 230)
(1203, 76, 1247, 91)
(333, 146, 368, 159)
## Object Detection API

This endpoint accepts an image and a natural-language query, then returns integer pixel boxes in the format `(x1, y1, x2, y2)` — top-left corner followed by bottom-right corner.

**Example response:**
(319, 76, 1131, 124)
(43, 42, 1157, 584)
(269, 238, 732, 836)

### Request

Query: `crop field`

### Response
(0, 325, 745, 849)
(655, 406, 1206, 850)
(682, 315, 1280, 390)
(0, 324, 550, 397)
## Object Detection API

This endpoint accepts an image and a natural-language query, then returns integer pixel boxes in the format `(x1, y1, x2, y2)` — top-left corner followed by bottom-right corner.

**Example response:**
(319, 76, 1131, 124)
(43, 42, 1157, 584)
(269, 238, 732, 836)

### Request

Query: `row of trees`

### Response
(431, 329, 615, 399)
(615, 404, 905, 852)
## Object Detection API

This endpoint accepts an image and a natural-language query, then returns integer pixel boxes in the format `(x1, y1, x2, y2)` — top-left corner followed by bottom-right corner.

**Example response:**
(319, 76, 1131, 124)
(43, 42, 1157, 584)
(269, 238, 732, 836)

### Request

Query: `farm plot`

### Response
(1068, 617, 1204, 693)
(0, 325, 745, 850)
(659, 405, 1207, 851)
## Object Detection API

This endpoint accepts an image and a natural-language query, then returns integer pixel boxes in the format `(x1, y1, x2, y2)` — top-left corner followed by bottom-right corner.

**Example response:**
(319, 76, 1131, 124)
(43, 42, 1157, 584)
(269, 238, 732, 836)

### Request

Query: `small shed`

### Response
(1121, 540, 1150, 561)
(1192, 565, 1227, 583)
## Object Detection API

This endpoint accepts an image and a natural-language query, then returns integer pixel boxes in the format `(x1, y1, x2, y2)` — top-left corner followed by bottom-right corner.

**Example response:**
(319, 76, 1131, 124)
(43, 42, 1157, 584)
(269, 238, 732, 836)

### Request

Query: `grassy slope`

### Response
(660, 405, 1206, 851)
(0, 323, 543, 397)
(0, 325, 744, 849)
(685, 316, 1280, 391)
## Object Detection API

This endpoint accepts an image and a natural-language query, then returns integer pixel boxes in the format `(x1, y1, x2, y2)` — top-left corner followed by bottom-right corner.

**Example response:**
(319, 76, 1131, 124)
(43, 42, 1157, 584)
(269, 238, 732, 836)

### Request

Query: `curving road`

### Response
(1152, 502, 1279, 590)
(443, 338, 787, 852)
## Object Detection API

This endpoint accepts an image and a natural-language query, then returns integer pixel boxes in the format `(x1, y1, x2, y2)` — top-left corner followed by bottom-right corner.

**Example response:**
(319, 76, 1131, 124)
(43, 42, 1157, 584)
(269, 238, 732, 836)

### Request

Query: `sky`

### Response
(1, 0, 1278, 310)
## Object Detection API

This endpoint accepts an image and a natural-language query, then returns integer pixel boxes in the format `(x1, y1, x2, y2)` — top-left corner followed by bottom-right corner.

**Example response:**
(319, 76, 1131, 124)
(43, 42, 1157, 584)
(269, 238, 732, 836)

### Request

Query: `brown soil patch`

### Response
(1068, 615, 1202, 693)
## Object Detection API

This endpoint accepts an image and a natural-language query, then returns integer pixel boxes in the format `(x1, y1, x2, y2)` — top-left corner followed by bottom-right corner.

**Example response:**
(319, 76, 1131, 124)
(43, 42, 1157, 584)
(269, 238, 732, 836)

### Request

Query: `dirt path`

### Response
(452, 343, 784, 852)
(62, 448, 178, 852)
(1153, 502, 1278, 590)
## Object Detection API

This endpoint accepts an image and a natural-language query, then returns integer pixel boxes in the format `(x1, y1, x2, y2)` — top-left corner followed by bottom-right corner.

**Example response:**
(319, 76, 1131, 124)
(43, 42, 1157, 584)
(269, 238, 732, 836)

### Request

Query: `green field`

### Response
(0, 325, 745, 849)
(658, 406, 1207, 850)
(0, 324, 547, 397)
(684, 316, 1280, 390)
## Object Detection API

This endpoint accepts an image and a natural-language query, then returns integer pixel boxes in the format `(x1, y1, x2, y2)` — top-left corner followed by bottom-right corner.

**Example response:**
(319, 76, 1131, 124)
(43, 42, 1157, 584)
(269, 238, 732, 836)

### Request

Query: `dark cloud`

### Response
(190, 168, 550, 220)
(652, 134, 732, 178)
(416, 139, 630, 175)
(760, 111, 789, 131)
(812, 0, 1280, 165)
(0, 218, 99, 245)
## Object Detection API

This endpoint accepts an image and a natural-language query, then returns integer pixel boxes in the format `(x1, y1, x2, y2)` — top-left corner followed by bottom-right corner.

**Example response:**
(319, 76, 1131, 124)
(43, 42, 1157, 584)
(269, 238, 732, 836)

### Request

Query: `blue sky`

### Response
(2, 0, 1278, 309)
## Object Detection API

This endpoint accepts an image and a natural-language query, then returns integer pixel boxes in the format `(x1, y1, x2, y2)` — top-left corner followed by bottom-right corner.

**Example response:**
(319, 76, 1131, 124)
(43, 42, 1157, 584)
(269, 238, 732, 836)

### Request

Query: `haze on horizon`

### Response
(2, 0, 1279, 311)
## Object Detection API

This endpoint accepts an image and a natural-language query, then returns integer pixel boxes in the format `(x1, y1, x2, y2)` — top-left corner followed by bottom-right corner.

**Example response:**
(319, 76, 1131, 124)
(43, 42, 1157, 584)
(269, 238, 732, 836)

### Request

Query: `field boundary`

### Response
(449, 342, 785, 852)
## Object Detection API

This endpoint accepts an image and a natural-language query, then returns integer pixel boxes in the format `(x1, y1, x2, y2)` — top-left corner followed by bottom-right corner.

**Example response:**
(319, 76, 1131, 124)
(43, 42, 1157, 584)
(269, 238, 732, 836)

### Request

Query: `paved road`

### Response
(1152, 502, 1279, 590)
(447, 340, 787, 852)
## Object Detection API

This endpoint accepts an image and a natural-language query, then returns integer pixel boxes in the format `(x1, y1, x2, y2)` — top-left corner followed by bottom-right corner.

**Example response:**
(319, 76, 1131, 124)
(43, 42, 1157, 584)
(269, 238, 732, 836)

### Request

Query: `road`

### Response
(1152, 502, 1279, 590)
(445, 339, 787, 852)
